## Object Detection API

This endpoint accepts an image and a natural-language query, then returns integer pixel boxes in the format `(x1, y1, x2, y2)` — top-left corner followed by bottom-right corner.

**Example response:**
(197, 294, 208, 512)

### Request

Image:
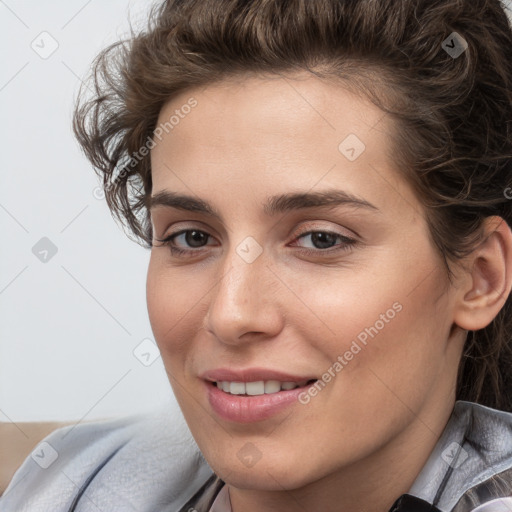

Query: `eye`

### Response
(154, 228, 357, 258)
(154, 229, 215, 256)
(290, 230, 357, 253)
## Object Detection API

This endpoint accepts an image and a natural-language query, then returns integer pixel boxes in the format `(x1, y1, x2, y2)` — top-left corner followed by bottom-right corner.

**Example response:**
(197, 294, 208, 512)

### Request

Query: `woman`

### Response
(2, 0, 512, 510)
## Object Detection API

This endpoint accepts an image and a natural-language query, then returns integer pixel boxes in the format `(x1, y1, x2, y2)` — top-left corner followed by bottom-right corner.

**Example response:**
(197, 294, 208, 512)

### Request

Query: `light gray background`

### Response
(1, 0, 175, 422)
(1, 0, 512, 422)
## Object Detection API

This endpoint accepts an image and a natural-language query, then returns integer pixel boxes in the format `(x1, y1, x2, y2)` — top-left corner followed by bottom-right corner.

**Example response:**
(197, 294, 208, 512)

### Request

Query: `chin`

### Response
(207, 452, 318, 491)
(223, 470, 307, 491)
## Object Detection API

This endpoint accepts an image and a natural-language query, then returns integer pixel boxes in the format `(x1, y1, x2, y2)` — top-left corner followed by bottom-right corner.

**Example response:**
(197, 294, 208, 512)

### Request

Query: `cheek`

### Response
(285, 253, 451, 407)
(332, 298, 441, 397)
(146, 255, 203, 360)
(146, 257, 208, 417)
(146, 261, 171, 346)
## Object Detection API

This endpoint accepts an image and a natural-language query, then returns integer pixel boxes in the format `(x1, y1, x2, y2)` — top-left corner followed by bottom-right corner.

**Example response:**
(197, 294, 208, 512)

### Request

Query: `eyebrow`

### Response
(148, 189, 379, 219)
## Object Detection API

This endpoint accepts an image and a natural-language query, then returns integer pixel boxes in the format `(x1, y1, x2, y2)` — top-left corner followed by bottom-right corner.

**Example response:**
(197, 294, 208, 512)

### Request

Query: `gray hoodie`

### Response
(1, 401, 511, 511)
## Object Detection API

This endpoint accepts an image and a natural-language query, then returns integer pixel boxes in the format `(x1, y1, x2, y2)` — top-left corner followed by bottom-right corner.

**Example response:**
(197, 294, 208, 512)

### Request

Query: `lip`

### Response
(204, 381, 316, 423)
(201, 367, 317, 423)
(200, 367, 317, 383)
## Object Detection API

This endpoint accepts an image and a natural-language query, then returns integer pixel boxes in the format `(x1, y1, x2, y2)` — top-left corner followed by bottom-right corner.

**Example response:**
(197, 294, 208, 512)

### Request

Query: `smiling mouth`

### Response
(209, 379, 318, 396)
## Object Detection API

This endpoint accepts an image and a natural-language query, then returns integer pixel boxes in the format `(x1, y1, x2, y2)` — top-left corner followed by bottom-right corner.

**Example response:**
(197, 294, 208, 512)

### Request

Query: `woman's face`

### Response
(147, 73, 465, 491)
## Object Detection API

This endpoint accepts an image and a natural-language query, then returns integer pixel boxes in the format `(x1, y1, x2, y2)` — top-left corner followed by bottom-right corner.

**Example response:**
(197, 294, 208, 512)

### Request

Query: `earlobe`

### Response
(454, 216, 512, 331)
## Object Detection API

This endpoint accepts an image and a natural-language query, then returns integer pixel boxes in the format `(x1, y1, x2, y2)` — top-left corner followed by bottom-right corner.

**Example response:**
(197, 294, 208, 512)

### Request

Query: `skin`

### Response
(146, 72, 512, 512)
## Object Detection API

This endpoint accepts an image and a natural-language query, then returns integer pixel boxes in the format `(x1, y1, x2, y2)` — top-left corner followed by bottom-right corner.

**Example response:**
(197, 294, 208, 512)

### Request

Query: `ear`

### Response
(453, 216, 512, 331)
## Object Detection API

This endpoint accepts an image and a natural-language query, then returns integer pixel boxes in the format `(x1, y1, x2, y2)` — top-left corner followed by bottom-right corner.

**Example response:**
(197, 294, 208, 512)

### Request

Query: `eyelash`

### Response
(155, 228, 357, 257)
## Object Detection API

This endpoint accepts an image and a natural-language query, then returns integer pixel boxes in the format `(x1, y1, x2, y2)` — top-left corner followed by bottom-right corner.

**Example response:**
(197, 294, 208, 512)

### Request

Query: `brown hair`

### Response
(73, 0, 512, 414)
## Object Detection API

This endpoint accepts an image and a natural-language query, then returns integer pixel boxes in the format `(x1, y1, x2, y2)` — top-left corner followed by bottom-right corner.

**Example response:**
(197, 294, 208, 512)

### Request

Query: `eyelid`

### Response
(154, 220, 220, 242)
(289, 220, 358, 241)
(154, 228, 218, 247)
(154, 227, 358, 260)
(156, 220, 355, 244)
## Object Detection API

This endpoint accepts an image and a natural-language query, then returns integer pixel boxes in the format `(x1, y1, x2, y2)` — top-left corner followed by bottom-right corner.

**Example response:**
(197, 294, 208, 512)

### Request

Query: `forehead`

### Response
(153, 72, 386, 149)
(149, 73, 419, 222)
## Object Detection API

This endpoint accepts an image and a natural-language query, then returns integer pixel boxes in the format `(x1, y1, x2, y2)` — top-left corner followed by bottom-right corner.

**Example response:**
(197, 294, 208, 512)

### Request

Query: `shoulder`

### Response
(0, 404, 214, 511)
(409, 401, 512, 512)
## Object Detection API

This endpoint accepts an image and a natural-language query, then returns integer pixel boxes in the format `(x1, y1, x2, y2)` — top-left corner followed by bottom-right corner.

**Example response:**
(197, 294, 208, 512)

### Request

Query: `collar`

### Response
(407, 401, 512, 511)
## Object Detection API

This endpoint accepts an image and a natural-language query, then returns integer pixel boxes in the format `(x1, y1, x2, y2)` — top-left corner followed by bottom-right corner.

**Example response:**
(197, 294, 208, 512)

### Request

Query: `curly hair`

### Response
(73, 0, 512, 415)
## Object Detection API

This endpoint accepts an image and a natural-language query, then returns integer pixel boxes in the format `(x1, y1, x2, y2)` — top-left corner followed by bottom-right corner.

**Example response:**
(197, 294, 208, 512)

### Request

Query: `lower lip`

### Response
(205, 381, 315, 423)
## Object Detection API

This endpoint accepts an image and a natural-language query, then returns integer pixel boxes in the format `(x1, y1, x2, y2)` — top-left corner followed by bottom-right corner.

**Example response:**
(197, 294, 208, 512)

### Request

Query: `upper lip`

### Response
(200, 367, 317, 383)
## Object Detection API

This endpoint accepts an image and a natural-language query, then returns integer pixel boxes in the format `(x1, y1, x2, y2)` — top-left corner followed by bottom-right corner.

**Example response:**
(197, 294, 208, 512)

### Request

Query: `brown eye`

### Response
(309, 232, 338, 249)
(293, 230, 356, 252)
(183, 230, 209, 248)
(155, 229, 215, 256)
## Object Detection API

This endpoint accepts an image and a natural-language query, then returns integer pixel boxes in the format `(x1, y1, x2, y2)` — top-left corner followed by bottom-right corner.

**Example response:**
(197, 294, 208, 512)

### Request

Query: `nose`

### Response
(203, 244, 284, 346)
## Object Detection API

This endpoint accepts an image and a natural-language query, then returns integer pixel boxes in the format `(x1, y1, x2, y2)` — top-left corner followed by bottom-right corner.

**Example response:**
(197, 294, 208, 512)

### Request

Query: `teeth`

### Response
(246, 381, 265, 395)
(215, 380, 308, 396)
(264, 380, 281, 394)
(230, 382, 246, 395)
